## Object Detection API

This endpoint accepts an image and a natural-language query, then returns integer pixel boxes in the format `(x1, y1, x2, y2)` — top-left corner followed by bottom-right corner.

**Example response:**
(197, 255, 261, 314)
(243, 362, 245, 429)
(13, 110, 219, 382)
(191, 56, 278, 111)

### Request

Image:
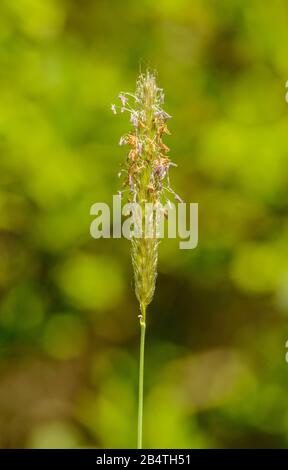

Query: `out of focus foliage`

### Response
(0, 0, 288, 448)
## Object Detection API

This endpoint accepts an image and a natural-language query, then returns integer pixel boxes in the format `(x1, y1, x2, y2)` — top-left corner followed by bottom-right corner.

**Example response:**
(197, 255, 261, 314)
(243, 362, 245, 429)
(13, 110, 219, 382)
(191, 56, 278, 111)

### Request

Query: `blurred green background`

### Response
(0, 0, 288, 449)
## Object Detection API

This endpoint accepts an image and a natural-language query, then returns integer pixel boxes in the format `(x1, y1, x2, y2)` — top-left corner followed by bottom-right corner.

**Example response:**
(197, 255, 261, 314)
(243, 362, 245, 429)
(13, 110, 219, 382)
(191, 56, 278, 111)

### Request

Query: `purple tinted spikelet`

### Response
(113, 71, 180, 318)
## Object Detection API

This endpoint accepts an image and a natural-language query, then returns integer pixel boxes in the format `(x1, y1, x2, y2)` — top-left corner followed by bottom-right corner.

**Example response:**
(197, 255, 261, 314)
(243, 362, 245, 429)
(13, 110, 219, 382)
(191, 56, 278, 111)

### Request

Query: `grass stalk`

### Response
(137, 304, 146, 449)
(112, 70, 180, 448)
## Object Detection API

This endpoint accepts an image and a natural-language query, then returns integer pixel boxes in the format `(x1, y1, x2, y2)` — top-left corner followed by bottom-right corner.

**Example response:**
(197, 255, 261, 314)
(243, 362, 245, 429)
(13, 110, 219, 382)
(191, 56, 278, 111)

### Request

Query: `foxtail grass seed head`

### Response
(112, 71, 181, 320)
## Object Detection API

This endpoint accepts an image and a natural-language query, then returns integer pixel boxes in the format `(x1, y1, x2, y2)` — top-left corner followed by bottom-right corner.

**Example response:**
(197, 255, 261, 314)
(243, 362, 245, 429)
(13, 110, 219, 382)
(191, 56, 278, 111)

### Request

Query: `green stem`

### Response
(137, 304, 146, 449)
